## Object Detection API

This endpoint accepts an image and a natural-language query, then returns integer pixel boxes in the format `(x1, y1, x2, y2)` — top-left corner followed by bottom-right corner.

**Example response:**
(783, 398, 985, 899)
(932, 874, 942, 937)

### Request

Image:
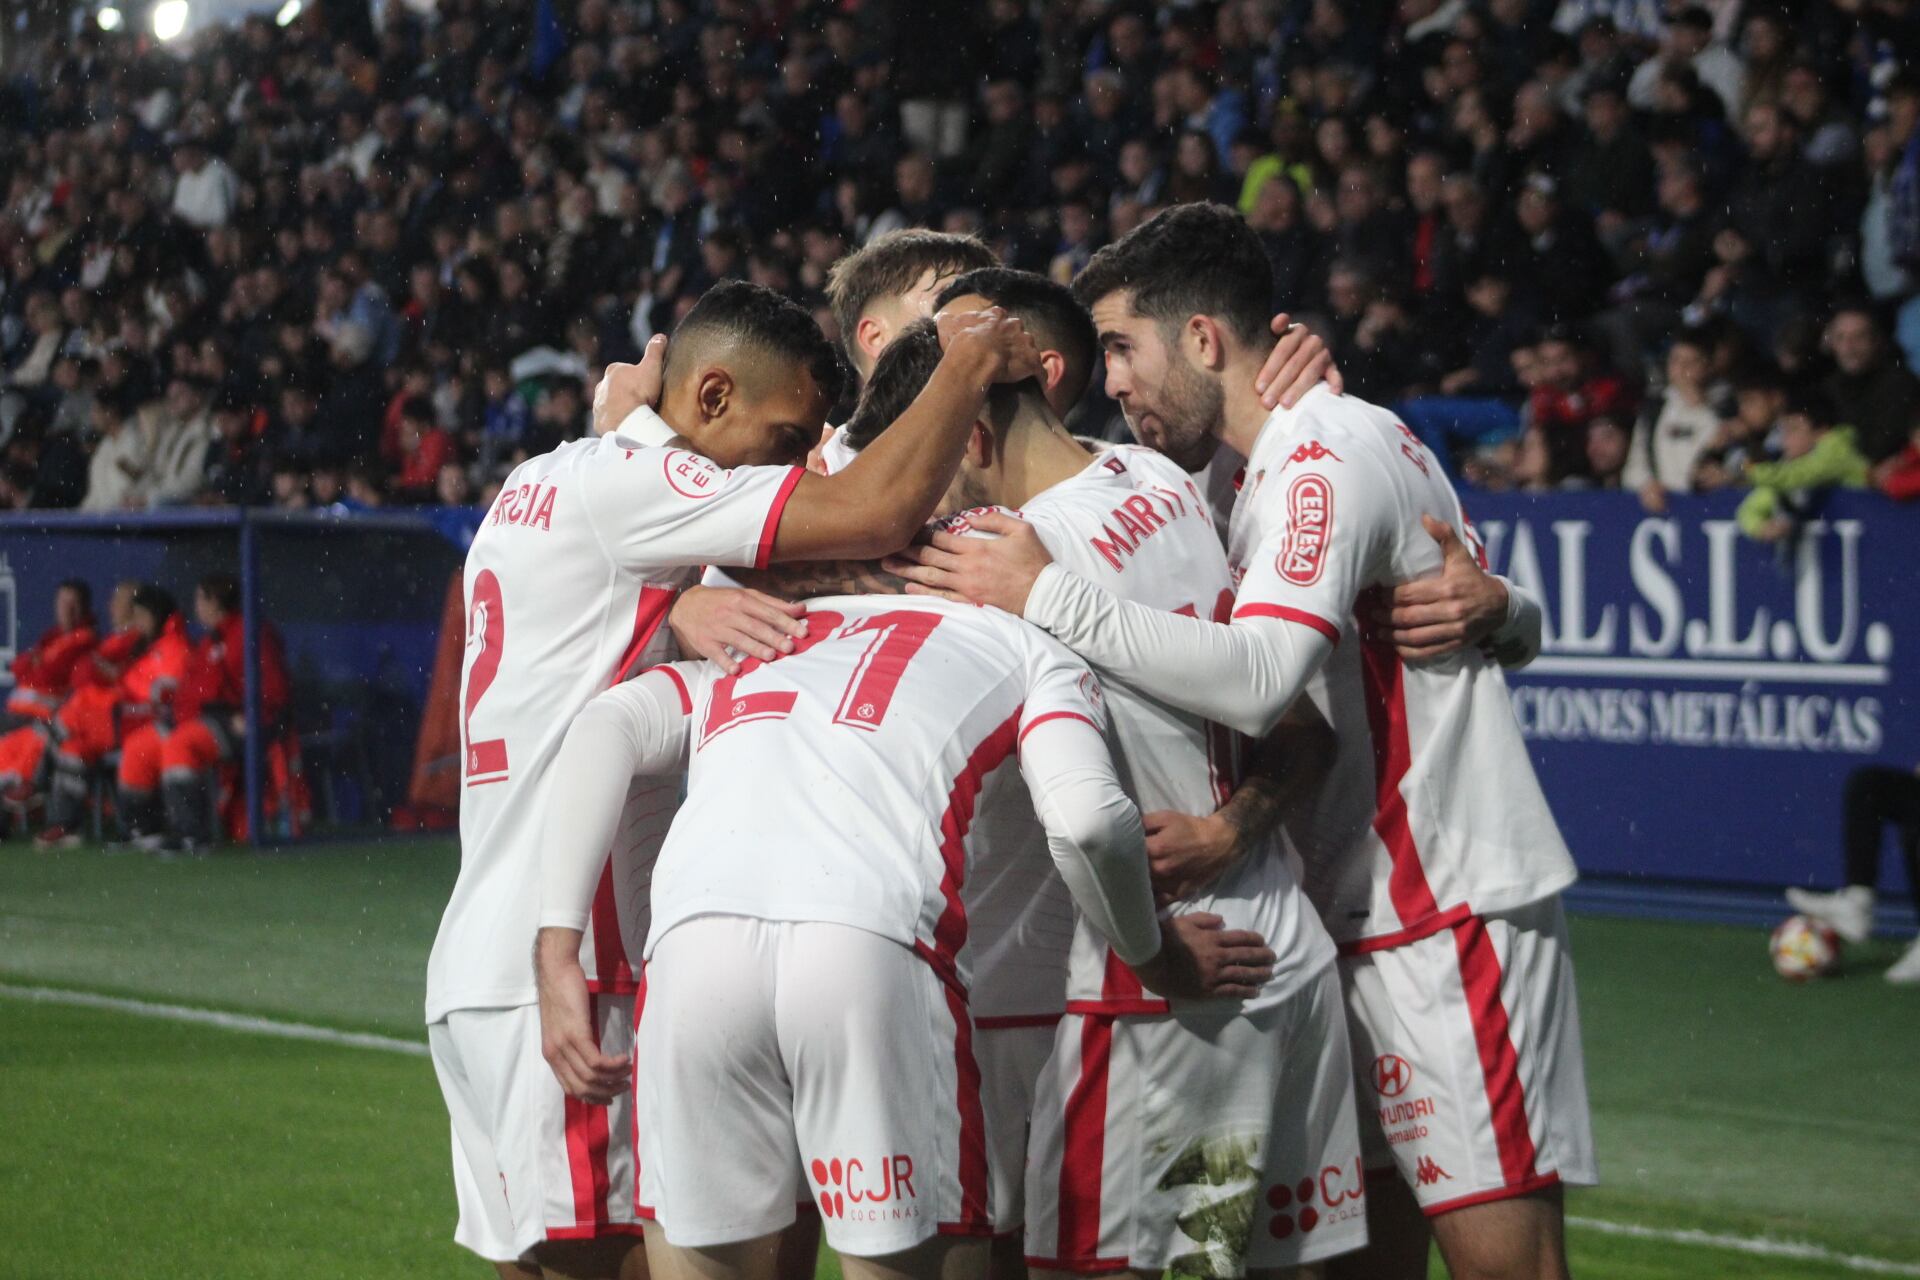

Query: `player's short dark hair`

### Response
(197, 572, 241, 612)
(1072, 202, 1274, 346)
(936, 268, 1098, 407)
(668, 280, 847, 407)
(843, 320, 948, 453)
(824, 229, 997, 353)
(56, 578, 93, 614)
(844, 319, 1041, 453)
(131, 584, 177, 625)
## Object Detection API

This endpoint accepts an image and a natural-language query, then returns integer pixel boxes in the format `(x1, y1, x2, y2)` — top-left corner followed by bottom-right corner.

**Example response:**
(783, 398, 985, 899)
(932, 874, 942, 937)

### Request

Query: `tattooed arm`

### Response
(1144, 696, 1337, 903)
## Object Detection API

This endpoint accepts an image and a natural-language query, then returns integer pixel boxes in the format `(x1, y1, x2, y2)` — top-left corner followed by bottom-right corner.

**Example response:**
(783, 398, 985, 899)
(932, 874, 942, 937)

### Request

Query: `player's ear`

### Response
(1038, 349, 1066, 395)
(855, 315, 888, 369)
(696, 367, 733, 422)
(1187, 315, 1228, 371)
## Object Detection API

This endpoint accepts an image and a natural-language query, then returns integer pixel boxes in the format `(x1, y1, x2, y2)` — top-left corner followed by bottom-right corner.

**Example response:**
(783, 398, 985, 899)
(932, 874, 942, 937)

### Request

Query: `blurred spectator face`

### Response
(1085, 292, 1223, 472)
(436, 463, 472, 506)
(1466, 274, 1510, 316)
(1743, 103, 1788, 162)
(108, 582, 138, 630)
(280, 387, 317, 427)
(1060, 202, 1094, 246)
(1586, 416, 1628, 480)
(1537, 338, 1582, 388)
(166, 379, 203, 420)
(1782, 65, 1825, 124)
(1582, 88, 1626, 139)
(90, 399, 122, 437)
(193, 586, 225, 629)
(1779, 411, 1820, 460)
(1440, 175, 1485, 228)
(1108, 14, 1148, 63)
(1664, 340, 1708, 395)
(1119, 140, 1157, 187)
(896, 155, 935, 205)
(1514, 426, 1552, 488)
(1335, 166, 1378, 224)
(1657, 168, 1702, 215)
(312, 467, 345, 504)
(1441, 40, 1480, 93)
(132, 602, 164, 641)
(1175, 133, 1215, 178)
(1825, 311, 1880, 375)
(1516, 182, 1556, 235)
(985, 81, 1024, 125)
(271, 468, 307, 509)
(1406, 153, 1445, 214)
(55, 585, 85, 630)
(1736, 385, 1785, 433)
(1327, 267, 1368, 319)
(1248, 176, 1300, 231)
(1315, 117, 1353, 169)
(1889, 86, 1919, 142)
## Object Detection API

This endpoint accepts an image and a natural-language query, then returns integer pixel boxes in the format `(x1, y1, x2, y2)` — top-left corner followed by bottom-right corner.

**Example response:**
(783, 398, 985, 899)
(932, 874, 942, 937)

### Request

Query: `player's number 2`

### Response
(463, 569, 510, 784)
(703, 609, 943, 744)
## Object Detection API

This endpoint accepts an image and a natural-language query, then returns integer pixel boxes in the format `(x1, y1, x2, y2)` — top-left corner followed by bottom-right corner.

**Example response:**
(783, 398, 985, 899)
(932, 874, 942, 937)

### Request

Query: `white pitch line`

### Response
(1566, 1216, 1920, 1276)
(0, 983, 428, 1057)
(7, 984, 1919, 1276)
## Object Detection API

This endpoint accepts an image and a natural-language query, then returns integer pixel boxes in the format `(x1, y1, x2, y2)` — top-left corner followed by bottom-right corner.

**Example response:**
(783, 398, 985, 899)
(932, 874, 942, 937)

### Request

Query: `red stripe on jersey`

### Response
(941, 980, 992, 1233)
(1069, 949, 1169, 1020)
(1231, 602, 1342, 643)
(589, 858, 634, 990)
(632, 968, 657, 1222)
(561, 996, 612, 1232)
(975, 1012, 1064, 1030)
(1100, 946, 1144, 1002)
(1336, 903, 1474, 955)
(643, 664, 692, 713)
(754, 467, 805, 571)
(1357, 597, 1443, 931)
(1017, 710, 1099, 750)
(1055, 1014, 1115, 1263)
(1452, 915, 1540, 1189)
(928, 708, 1024, 979)
(1421, 1171, 1562, 1218)
(609, 586, 677, 686)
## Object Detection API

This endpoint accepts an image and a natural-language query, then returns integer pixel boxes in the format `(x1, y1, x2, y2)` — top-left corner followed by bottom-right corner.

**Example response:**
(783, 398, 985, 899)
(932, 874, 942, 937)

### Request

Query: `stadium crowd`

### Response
(2, 0, 1919, 527)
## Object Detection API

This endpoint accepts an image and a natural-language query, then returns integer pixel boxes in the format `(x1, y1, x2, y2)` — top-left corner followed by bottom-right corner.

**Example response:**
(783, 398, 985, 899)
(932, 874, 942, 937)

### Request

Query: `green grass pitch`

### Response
(2, 841, 1917, 1279)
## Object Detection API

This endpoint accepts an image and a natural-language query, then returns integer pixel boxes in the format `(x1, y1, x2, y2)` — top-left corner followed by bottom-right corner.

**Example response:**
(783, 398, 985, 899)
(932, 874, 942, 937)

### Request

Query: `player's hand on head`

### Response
(883, 510, 1053, 614)
(534, 930, 632, 1104)
(1135, 912, 1275, 1001)
(669, 586, 807, 675)
(1144, 810, 1243, 905)
(1372, 514, 1506, 662)
(591, 334, 668, 436)
(1255, 313, 1344, 409)
(936, 306, 1043, 385)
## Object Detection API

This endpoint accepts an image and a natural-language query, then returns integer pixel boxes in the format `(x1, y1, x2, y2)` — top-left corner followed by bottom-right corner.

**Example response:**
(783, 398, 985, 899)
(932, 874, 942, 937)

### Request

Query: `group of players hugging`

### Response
(429, 203, 1594, 1280)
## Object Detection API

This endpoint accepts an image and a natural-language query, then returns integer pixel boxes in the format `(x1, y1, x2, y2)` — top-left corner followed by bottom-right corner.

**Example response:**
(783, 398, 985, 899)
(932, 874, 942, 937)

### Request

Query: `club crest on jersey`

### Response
(1286, 441, 1342, 467)
(1276, 474, 1334, 586)
(1079, 670, 1105, 714)
(663, 449, 723, 500)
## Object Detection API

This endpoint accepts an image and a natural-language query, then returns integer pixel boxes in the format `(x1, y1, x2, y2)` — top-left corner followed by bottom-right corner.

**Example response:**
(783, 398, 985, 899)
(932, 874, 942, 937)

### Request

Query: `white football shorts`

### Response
(974, 1018, 1060, 1234)
(1024, 963, 1367, 1275)
(636, 915, 995, 1255)
(428, 993, 643, 1262)
(1339, 894, 1597, 1215)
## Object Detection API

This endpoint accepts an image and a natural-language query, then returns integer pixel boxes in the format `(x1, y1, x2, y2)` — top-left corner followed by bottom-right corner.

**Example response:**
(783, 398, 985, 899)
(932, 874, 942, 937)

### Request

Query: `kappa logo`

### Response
(1371, 1054, 1413, 1098)
(1276, 473, 1334, 586)
(809, 1155, 917, 1220)
(1267, 1161, 1366, 1240)
(1416, 1155, 1452, 1187)
(663, 449, 723, 500)
(1287, 441, 1343, 467)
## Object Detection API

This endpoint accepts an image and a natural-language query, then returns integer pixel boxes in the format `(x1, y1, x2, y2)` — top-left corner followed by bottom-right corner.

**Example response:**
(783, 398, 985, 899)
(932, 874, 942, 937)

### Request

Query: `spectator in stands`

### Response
(1396, 268, 1535, 463)
(77, 389, 146, 512)
(1527, 325, 1634, 483)
(168, 138, 239, 232)
(393, 397, 455, 503)
(1582, 413, 1632, 489)
(4, 580, 97, 728)
(1736, 387, 1870, 542)
(1624, 329, 1727, 510)
(1694, 364, 1788, 491)
(1787, 764, 1920, 984)
(1822, 307, 1920, 464)
(134, 375, 217, 508)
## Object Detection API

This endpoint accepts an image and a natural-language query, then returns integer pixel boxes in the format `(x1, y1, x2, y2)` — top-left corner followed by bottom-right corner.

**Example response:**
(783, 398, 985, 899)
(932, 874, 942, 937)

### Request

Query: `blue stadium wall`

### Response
(0, 496, 1911, 895)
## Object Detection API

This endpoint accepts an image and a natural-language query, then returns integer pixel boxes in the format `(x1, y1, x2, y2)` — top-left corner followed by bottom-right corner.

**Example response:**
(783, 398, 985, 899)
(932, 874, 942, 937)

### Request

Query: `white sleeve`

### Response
(538, 665, 698, 932)
(1024, 569, 1332, 737)
(579, 443, 803, 575)
(1488, 576, 1543, 668)
(1018, 716, 1163, 966)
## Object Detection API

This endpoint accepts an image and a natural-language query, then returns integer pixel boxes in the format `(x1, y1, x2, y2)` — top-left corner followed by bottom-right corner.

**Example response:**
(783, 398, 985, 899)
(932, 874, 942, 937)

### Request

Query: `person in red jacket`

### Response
(39, 585, 191, 848)
(5, 580, 99, 725)
(122, 573, 292, 850)
(1875, 424, 1920, 501)
(0, 581, 142, 816)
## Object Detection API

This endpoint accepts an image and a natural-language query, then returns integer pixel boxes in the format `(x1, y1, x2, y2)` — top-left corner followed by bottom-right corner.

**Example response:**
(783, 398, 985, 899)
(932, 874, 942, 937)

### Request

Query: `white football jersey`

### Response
(644, 596, 1108, 999)
(1226, 386, 1577, 949)
(425, 412, 803, 1022)
(1014, 447, 1335, 1014)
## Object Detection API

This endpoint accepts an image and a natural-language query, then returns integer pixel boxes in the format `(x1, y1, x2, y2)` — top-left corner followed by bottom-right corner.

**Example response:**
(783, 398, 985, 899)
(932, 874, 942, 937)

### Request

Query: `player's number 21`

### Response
(702, 609, 942, 744)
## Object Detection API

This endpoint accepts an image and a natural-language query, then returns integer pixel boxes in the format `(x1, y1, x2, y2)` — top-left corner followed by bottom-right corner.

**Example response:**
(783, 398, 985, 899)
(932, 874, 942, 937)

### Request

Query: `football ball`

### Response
(1769, 914, 1841, 981)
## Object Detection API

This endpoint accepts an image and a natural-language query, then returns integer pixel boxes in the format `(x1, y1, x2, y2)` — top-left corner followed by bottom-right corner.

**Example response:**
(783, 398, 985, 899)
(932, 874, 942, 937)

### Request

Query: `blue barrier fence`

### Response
(0, 495, 1913, 893)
